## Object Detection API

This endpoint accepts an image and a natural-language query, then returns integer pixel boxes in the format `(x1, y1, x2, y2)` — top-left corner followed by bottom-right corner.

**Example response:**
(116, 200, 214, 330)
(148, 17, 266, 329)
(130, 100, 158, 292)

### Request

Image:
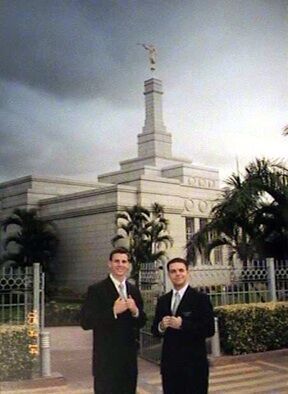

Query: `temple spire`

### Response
(137, 78, 172, 159)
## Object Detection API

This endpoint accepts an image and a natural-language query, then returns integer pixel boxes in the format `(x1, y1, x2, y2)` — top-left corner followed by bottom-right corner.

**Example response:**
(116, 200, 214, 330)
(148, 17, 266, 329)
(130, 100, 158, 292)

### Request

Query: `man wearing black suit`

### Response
(151, 257, 215, 394)
(80, 248, 147, 394)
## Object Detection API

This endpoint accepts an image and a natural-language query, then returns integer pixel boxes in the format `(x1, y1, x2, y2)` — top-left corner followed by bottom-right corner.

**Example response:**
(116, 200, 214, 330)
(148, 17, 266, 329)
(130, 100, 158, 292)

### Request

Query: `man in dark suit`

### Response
(151, 257, 215, 394)
(80, 247, 147, 394)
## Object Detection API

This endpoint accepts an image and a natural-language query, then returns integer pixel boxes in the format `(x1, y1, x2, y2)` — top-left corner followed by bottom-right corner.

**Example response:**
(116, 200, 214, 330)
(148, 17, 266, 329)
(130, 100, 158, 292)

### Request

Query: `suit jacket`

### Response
(151, 286, 215, 372)
(80, 276, 147, 381)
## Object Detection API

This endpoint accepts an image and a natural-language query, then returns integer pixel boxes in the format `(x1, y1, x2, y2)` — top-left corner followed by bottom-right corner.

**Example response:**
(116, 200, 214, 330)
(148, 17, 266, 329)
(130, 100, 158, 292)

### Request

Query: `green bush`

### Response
(0, 325, 35, 381)
(46, 291, 159, 328)
(215, 302, 288, 355)
(49, 286, 85, 303)
(45, 301, 81, 326)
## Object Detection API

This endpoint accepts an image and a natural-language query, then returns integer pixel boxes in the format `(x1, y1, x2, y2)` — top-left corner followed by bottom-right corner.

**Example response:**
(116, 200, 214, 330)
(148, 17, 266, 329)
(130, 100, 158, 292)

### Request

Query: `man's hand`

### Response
(113, 297, 128, 316)
(160, 316, 182, 331)
(126, 295, 139, 316)
(168, 316, 182, 330)
(160, 316, 172, 331)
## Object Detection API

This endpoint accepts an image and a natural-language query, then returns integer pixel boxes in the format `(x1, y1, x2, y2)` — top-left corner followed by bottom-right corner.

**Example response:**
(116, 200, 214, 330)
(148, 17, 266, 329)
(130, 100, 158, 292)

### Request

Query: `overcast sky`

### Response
(1, 0, 288, 185)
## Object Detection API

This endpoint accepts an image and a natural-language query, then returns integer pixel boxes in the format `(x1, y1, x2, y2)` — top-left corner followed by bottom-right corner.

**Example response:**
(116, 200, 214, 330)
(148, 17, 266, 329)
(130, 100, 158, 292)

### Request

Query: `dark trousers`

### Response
(94, 374, 137, 394)
(161, 361, 209, 394)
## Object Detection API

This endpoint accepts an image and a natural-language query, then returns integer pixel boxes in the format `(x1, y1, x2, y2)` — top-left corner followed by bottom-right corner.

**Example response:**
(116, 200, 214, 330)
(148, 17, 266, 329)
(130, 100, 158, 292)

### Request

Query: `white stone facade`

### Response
(0, 78, 222, 292)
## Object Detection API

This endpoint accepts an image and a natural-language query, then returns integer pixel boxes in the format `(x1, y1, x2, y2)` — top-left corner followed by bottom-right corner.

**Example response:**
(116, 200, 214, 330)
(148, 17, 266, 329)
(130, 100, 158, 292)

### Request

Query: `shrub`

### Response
(50, 287, 85, 303)
(0, 325, 35, 381)
(215, 302, 288, 355)
(45, 301, 81, 326)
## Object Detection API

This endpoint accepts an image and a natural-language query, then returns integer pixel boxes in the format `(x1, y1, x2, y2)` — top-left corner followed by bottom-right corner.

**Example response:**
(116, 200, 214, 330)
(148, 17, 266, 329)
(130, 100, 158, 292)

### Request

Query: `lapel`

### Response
(126, 281, 132, 298)
(107, 276, 133, 300)
(106, 276, 119, 301)
(174, 285, 191, 315)
(165, 290, 173, 314)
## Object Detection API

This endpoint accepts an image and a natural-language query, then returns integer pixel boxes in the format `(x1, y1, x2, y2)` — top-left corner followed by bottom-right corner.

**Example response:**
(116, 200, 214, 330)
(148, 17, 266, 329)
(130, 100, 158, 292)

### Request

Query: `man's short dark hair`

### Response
(167, 257, 189, 271)
(109, 247, 131, 261)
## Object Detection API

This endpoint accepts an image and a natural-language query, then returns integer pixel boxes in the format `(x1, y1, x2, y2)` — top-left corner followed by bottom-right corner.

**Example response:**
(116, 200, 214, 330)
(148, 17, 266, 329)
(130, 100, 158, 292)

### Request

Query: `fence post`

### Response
(33, 263, 40, 348)
(267, 258, 277, 302)
(40, 271, 45, 330)
(40, 331, 51, 376)
(211, 317, 221, 357)
(24, 266, 29, 320)
(221, 285, 227, 306)
(33, 263, 52, 377)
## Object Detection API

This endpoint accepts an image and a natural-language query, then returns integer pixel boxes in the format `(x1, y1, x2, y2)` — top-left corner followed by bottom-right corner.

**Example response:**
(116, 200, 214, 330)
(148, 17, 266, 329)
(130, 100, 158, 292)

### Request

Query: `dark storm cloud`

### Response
(1, 0, 113, 99)
(0, 0, 287, 184)
(0, 0, 175, 102)
(1, 0, 287, 102)
(0, 0, 158, 181)
(0, 77, 142, 181)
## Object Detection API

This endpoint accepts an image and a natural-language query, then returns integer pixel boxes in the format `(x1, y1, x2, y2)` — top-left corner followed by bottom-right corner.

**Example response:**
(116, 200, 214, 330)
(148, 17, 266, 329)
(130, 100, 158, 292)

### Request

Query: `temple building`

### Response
(0, 77, 222, 291)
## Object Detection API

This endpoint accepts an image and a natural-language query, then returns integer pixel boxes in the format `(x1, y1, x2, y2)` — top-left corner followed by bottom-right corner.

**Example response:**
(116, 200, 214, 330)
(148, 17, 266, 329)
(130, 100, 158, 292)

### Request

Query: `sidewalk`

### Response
(1, 326, 288, 393)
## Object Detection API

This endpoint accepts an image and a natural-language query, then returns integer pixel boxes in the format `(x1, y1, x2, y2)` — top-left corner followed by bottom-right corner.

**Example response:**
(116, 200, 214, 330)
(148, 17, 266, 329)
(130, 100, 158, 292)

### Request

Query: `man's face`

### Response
(108, 252, 130, 281)
(168, 262, 189, 290)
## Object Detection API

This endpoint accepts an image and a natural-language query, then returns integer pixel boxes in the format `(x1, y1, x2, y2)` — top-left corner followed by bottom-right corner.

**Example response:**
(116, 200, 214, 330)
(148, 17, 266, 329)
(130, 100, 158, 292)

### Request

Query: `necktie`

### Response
(118, 283, 127, 300)
(172, 291, 180, 316)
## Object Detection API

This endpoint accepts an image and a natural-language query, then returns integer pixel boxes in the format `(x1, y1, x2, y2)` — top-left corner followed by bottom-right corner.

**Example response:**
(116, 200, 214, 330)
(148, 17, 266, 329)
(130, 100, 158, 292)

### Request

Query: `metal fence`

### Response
(0, 263, 48, 377)
(189, 258, 288, 306)
(275, 259, 288, 301)
(0, 263, 44, 328)
(139, 258, 288, 363)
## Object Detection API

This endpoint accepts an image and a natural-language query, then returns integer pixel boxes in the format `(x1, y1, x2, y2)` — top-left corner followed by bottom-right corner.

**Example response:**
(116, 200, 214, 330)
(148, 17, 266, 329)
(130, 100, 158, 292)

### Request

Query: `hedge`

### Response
(45, 301, 81, 326)
(215, 302, 288, 355)
(45, 300, 288, 357)
(0, 325, 35, 381)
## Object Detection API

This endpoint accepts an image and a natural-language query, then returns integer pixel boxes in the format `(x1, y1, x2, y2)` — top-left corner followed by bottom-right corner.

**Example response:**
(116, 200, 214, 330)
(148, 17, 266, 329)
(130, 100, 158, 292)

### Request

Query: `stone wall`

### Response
(52, 211, 116, 292)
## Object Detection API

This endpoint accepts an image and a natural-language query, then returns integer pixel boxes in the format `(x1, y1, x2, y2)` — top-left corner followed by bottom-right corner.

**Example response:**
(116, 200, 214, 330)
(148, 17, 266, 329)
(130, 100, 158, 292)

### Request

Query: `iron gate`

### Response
(0, 263, 45, 374)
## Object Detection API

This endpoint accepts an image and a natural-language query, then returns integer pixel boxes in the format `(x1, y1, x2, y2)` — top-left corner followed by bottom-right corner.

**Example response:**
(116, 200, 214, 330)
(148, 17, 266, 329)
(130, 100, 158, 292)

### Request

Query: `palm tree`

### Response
(1, 208, 58, 275)
(146, 203, 173, 263)
(112, 205, 151, 285)
(112, 203, 173, 286)
(245, 158, 288, 259)
(187, 173, 259, 265)
(187, 158, 288, 265)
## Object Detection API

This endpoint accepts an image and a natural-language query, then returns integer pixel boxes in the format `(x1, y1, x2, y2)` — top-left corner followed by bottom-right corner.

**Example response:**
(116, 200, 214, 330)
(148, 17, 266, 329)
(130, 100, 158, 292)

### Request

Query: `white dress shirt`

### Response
(158, 283, 189, 333)
(170, 283, 189, 312)
(109, 274, 139, 318)
(109, 274, 127, 299)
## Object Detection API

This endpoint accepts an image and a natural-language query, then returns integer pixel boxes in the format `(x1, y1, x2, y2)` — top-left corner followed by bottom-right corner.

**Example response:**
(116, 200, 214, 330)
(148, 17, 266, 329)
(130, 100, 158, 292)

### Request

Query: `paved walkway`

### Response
(2, 326, 288, 393)
(138, 357, 288, 394)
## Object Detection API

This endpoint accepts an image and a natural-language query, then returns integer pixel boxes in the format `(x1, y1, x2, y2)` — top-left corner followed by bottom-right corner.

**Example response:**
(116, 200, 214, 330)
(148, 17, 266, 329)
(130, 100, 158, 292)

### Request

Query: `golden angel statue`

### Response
(137, 43, 157, 71)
